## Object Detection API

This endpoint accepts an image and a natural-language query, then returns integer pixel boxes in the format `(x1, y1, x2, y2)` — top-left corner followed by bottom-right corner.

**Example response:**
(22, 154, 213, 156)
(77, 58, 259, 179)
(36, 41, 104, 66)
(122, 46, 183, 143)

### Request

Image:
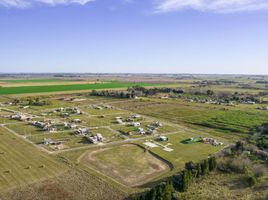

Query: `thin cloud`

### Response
(154, 0, 268, 13)
(0, 0, 95, 8)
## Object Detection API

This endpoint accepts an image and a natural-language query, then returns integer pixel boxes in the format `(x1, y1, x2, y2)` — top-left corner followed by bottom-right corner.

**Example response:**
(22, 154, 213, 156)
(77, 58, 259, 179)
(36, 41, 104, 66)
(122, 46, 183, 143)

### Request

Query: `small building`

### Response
(75, 128, 90, 136)
(44, 138, 53, 145)
(158, 136, 168, 142)
(72, 119, 82, 123)
(131, 122, 140, 127)
(137, 127, 145, 134)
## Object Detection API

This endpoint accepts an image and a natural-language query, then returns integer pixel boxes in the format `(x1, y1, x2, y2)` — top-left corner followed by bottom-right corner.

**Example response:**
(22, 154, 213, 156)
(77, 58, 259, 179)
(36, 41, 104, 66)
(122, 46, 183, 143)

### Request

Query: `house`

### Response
(152, 121, 162, 128)
(131, 122, 140, 127)
(72, 119, 81, 123)
(88, 133, 103, 144)
(44, 138, 53, 145)
(43, 125, 56, 132)
(88, 136, 98, 144)
(60, 112, 69, 118)
(132, 114, 141, 119)
(44, 138, 62, 145)
(158, 136, 168, 142)
(75, 128, 90, 136)
(137, 128, 145, 134)
(115, 117, 123, 124)
(96, 133, 103, 142)
(147, 128, 157, 135)
(69, 123, 78, 129)
(55, 107, 65, 112)
(10, 113, 31, 121)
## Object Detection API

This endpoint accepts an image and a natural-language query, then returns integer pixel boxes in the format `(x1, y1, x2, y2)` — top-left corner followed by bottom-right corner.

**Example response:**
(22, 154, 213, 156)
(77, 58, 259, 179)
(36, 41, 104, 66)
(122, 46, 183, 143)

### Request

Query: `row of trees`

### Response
(90, 86, 184, 99)
(137, 157, 217, 200)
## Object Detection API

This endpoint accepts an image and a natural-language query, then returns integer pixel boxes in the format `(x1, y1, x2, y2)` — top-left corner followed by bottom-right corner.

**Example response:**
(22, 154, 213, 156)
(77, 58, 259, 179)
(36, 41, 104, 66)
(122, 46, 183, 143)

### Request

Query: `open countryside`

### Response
(0, 75, 267, 200)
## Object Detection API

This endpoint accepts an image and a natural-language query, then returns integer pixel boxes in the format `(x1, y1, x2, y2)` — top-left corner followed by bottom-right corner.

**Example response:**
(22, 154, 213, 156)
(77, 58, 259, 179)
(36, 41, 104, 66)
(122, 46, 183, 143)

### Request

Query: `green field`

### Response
(0, 82, 159, 95)
(0, 126, 67, 191)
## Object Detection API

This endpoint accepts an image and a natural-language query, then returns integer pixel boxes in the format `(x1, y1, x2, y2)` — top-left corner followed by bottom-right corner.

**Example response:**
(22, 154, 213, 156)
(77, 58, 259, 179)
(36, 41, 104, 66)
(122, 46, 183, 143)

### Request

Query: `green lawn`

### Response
(0, 82, 160, 95)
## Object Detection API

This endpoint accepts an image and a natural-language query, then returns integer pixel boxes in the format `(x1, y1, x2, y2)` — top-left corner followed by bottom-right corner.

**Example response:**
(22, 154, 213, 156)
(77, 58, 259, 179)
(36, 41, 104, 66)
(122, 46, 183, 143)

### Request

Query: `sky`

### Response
(0, 0, 268, 74)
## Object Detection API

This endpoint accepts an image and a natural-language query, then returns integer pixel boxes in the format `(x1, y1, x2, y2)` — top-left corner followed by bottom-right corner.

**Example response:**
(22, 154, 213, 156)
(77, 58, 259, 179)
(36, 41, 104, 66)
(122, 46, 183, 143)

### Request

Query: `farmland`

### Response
(0, 75, 267, 199)
(0, 126, 67, 191)
(0, 82, 161, 95)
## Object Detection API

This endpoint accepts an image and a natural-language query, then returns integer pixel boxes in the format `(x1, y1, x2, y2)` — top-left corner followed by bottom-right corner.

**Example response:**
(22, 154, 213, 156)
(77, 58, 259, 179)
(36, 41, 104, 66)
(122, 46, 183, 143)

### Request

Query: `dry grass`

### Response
(0, 169, 128, 200)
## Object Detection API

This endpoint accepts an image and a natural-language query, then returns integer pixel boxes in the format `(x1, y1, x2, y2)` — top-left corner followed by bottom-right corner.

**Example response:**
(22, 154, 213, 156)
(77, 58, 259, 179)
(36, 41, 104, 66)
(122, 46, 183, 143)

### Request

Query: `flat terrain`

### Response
(0, 75, 267, 199)
(0, 82, 159, 95)
(0, 126, 67, 191)
(0, 169, 128, 200)
(80, 144, 170, 187)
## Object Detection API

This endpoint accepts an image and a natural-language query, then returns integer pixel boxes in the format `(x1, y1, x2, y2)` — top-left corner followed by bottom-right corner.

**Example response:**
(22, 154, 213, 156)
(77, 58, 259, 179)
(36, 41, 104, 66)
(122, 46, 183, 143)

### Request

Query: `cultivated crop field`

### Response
(0, 81, 160, 95)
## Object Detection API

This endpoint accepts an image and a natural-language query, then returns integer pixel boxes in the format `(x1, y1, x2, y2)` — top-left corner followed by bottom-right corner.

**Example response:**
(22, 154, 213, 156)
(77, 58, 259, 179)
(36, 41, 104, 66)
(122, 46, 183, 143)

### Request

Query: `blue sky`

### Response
(0, 0, 268, 74)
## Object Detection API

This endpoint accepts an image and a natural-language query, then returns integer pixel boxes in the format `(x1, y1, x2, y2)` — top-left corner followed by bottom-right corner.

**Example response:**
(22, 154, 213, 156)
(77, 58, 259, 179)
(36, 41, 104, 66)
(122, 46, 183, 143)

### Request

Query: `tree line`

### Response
(90, 86, 184, 99)
(136, 157, 217, 200)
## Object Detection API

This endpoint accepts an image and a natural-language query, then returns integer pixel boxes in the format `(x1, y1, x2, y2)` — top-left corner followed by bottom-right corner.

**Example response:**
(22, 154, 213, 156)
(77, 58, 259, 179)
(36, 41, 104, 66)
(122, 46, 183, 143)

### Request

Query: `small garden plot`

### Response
(80, 144, 170, 186)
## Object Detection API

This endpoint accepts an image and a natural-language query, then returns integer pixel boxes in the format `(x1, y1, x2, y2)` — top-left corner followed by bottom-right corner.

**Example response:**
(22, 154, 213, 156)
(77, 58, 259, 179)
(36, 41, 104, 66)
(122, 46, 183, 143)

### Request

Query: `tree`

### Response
(201, 159, 209, 175)
(208, 157, 217, 171)
(181, 170, 192, 192)
(206, 89, 214, 96)
(196, 163, 202, 178)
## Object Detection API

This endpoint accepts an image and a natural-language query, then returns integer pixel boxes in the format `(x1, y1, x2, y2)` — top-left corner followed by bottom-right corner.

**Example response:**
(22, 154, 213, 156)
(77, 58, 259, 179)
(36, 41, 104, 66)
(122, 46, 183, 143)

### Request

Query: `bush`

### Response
(201, 159, 209, 175)
(246, 176, 257, 187)
(252, 165, 266, 177)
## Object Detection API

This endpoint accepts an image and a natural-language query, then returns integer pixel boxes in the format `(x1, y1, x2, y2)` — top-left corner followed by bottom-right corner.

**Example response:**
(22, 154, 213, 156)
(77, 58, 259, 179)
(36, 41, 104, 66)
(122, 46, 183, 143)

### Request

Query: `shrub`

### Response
(201, 159, 209, 175)
(246, 176, 257, 187)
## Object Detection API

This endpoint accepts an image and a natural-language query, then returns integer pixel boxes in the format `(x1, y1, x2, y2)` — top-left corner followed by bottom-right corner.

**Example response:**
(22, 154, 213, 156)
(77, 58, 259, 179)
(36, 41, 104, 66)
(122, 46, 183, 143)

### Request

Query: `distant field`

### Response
(0, 82, 159, 95)
(0, 126, 67, 191)
(0, 79, 69, 83)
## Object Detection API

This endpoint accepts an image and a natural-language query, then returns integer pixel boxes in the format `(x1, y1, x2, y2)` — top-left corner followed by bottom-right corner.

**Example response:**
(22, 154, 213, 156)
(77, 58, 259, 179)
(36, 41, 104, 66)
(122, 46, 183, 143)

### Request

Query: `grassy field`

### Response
(80, 144, 170, 187)
(181, 172, 268, 200)
(139, 132, 223, 172)
(0, 126, 67, 191)
(0, 169, 128, 200)
(0, 82, 159, 95)
(111, 98, 268, 138)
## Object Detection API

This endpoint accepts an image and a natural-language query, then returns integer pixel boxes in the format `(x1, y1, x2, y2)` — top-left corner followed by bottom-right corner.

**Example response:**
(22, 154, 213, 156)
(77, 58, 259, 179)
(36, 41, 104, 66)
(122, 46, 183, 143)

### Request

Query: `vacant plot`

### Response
(80, 144, 170, 187)
(0, 169, 128, 200)
(113, 98, 268, 136)
(181, 172, 268, 200)
(0, 126, 67, 191)
(0, 82, 159, 95)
